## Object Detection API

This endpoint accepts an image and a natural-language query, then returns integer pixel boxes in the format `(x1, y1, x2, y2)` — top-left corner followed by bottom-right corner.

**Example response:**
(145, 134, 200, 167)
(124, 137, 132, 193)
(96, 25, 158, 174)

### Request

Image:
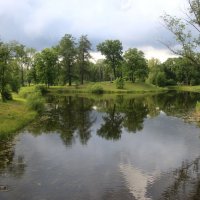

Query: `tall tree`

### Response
(26, 48, 36, 86)
(124, 48, 148, 82)
(35, 48, 58, 87)
(58, 34, 77, 86)
(97, 40, 123, 79)
(0, 42, 12, 101)
(77, 35, 92, 84)
(11, 42, 28, 86)
(147, 60, 167, 87)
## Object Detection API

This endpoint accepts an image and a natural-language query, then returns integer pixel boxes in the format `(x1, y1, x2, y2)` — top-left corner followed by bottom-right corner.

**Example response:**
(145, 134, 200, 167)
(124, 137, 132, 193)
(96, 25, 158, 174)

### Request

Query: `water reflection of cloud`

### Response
(118, 114, 200, 173)
(119, 163, 153, 200)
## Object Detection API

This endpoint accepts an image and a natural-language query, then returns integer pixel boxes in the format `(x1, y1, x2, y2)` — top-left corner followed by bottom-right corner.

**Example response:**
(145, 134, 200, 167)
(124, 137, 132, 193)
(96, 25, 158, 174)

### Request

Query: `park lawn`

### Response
(169, 85, 200, 93)
(0, 94, 37, 136)
(49, 82, 165, 94)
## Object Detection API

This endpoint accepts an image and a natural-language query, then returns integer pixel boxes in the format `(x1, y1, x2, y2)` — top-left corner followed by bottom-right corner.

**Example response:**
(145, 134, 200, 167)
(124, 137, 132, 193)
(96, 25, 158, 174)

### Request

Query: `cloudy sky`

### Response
(0, 0, 187, 61)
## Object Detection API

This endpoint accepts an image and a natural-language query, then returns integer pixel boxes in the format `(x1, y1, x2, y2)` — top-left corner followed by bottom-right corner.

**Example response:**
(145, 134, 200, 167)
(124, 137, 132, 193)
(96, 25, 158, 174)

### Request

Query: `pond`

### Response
(0, 91, 200, 200)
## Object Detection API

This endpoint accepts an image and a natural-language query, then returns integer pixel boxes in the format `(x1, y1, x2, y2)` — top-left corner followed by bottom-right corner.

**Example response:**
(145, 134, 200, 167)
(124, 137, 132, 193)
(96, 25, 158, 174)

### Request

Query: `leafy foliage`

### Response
(124, 48, 148, 82)
(26, 92, 44, 113)
(77, 35, 92, 84)
(57, 34, 77, 86)
(97, 40, 123, 79)
(162, 0, 200, 66)
(35, 48, 58, 87)
(90, 84, 104, 94)
(115, 77, 125, 89)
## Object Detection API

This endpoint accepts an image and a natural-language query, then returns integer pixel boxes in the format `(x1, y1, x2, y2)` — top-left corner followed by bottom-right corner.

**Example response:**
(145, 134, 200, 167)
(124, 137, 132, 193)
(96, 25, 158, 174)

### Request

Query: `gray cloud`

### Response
(0, 0, 187, 54)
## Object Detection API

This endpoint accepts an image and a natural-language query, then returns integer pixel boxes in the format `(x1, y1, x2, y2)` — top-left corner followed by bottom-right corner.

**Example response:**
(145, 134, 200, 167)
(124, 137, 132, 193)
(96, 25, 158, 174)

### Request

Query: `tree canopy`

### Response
(97, 40, 123, 79)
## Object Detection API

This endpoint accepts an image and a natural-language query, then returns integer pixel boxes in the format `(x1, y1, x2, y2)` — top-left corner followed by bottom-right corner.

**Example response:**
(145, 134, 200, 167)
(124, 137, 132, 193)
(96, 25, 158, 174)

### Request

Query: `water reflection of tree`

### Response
(29, 91, 200, 143)
(29, 96, 96, 146)
(0, 137, 26, 178)
(97, 104, 124, 140)
(154, 92, 200, 118)
(97, 97, 149, 139)
(160, 157, 200, 200)
(75, 98, 96, 144)
(123, 99, 148, 133)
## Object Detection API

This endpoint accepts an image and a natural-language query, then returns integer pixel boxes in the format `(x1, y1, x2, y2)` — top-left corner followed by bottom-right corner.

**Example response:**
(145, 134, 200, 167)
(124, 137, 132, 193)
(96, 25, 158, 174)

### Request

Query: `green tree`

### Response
(97, 40, 123, 79)
(163, 57, 200, 85)
(0, 42, 12, 101)
(148, 58, 161, 68)
(147, 59, 167, 86)
(77, 35, 92, 84)
(11, 42, 28, 86)
(124, 48, 148, 82)
(58, 34, 77, 86)
(35, 48, 58, 87)
(25, 48, 36, 86)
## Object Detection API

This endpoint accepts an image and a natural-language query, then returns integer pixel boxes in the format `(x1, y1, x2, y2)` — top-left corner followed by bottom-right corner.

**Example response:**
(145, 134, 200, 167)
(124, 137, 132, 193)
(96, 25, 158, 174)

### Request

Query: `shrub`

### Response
(35, 85, 48, 95)
(26, 92, 44, 113)
(19, 85, 48, 98)
(166, 79, 176, 86)
(190, 78, 198, 86)
(90, 84, 104, 94)
(19, 87, 35, 98)
(115, 77, 124, 89)
(1, 85, 12, 101)
(156, 72, 167, 87)
(10, 78, 21, 93)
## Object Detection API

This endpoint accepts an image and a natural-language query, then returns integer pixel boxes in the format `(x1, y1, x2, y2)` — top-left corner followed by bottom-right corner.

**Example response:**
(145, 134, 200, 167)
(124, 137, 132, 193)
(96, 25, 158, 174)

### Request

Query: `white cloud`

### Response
(141, 46, 178, 62)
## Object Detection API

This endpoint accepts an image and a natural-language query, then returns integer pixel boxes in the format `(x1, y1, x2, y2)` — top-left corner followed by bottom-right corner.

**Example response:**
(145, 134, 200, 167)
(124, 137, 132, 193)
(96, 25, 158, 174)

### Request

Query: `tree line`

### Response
(0, 35, 149, 101)
(0, 35, 198, 101)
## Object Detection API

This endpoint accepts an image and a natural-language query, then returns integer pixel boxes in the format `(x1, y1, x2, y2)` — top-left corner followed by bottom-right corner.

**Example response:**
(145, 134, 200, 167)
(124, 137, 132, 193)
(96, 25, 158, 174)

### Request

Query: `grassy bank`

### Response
(49, 82, 166, 94)
(169, 85, 200, 93)
(0, 96, 37, 136)
(0, 86, 45, 136)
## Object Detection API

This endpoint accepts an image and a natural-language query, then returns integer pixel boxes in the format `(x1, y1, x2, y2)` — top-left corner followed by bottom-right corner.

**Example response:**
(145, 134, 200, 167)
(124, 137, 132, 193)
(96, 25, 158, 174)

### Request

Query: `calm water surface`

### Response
(0, 91, 200, 200)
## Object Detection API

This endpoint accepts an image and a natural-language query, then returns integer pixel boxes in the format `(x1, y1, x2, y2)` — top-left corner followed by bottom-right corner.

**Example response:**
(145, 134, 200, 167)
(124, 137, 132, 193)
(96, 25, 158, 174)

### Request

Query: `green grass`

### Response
(18, 85, 38, 98)
(49, 82, 166, 94)
(0, 99, 37, 135)
(0, 91, 37, 136)
(169, 85, 200, 92)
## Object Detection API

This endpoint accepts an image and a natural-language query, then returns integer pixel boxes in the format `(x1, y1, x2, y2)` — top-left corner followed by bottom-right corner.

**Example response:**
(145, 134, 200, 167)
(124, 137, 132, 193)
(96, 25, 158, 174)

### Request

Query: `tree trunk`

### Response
(68, 63, 72, 86)
(80, 61, 84, 85)
(113, 67, 116, 79)
(131, 72, 134, 83)
(69, 75, 72, 86)
(21, 67, 24, 86)
(1, 65, 6, 102)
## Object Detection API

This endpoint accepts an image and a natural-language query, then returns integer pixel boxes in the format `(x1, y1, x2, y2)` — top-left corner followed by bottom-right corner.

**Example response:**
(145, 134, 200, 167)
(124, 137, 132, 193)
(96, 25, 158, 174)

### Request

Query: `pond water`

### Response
(0, 91, 200, 200)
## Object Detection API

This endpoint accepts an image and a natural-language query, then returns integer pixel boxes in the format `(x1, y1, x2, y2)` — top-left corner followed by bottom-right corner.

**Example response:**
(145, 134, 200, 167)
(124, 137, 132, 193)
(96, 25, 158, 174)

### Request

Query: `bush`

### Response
(10, 79, 21, 93)
(19, 87, 35, 98)
(115, 77, 125, 89)
(26, 92, 44, 113)
(35, 85, 48, 95)
(19, 85, 48, 98)
(1, 85, 12, 101)
(166, 79, 176, 86)
(90, 84, 104, 94)
(190, 78, 198, 86)
(156, 72, 167, 87)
